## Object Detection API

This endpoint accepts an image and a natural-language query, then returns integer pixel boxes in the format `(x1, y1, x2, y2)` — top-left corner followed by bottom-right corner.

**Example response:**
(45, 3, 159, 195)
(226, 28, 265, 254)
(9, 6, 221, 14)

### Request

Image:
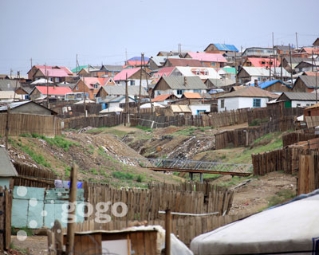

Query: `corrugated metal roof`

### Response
(102, 85, 148, 96)
(278, 92, 318, 101)
(35, 86, 72, 95)
(165, 58, 203, 67)
(113, 68, 140, 81)
(0, 79, 19, 91)
(298, 76, 319, 88)
(0, 147, 18, 177)
(162, 76, 207, 90)
(218, 86, 277, 99)
(213, 43, 239, 52)
(259, 80, 291, 89)
(207, 78, 235, 87)
(241, 67, 291, 77)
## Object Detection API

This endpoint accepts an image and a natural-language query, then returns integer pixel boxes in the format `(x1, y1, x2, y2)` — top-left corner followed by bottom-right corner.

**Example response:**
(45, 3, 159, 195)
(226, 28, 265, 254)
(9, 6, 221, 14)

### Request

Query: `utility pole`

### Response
(66, 163, 78, 255)
(296, 32, 299, 49)
(30, 58, 33, 69)
(45, 64, 50, 109)
(137, 53, 144, 116)
(125, 73, 129, 126)
(13, 71, 20, 101)
(289, 44, 293, 85)
(5, 105, 10, 150)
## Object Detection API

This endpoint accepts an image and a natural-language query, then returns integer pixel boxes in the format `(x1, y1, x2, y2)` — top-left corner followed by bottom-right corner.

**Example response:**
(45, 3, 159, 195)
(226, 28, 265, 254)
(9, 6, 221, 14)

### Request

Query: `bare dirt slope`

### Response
(5, 123, 298, 254)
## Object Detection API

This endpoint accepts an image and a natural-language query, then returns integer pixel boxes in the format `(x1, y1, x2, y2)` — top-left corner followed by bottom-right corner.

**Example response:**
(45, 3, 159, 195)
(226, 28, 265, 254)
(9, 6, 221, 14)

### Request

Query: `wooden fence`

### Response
(299, 152, 319, 194)
(70, 214, 247, 247)
(215, 117, 295, 150)
(0, 187, 12, 252)
(0, 113, 61, 137)
(282, 131, 318, 147)
(84, 182, 234, 224)
(13, 162, 57, 188)
(61, 114, 123, 129)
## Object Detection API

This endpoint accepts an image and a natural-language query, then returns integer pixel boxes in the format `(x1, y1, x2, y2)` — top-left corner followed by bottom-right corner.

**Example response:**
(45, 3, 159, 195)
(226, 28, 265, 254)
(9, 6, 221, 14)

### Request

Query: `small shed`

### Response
(0, 146, 18, 189)
(59, 225, 193, 255)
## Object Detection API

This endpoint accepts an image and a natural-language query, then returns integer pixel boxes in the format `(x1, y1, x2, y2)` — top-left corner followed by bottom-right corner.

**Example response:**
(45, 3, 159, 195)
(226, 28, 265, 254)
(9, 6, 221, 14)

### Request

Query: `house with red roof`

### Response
(27, 65, 76, 83)
(29, 86, 72, 101)
(163, 58, 203, 68)
(185, 52, 227, 69)
(73, 77, 108, 100)
(113, 68, 151, 88)
(125, 56, 149, 68)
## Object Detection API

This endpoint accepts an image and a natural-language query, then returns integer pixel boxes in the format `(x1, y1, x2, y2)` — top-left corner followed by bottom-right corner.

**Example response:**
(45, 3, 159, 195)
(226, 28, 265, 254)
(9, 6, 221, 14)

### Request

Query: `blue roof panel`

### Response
(214, 43, 239, 52)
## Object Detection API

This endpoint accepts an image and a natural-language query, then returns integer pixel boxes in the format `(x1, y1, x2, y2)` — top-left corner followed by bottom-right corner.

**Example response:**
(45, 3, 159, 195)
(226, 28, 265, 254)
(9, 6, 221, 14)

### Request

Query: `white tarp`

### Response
(99, 106, 123, 113)
(140, 102, 165, 108)
(31, 78, 53, 84)
(74, 99, 95, 104)
(190, 190, 319, 255)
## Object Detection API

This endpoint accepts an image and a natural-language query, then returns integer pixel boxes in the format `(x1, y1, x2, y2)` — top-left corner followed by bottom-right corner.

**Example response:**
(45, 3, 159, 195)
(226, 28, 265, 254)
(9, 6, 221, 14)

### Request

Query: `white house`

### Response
(170, 66, 221, 80)
(276, 92, 318, 108)
(217, 86, 277, 112)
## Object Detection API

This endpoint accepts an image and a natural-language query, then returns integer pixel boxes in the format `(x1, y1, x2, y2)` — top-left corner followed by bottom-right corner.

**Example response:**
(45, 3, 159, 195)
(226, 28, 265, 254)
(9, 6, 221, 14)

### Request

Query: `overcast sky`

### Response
(0, 0, 318, 76)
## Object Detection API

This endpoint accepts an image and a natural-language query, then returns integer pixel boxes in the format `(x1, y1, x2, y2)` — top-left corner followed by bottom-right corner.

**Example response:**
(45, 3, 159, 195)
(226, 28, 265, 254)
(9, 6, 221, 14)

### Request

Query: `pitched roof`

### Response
(207, 78, 236, 87)
(33, 65, 73, 77)
(0, 79, 19, 91)
(0, 147, 18, 177)
(259, 79, 292, 89)
(81, 77, 107, 87)
(113, 68, 141, 81)
(182, 92, 202, 99)
(34, 86, 72, 96)
(218, 86, 276, 98)
(125, 56, 149, 67)
(170, 105, 192, 113)
(187, 52, 227, 63)
(277, 92, 318, 101)
(172, 66, 220, 79)
(240, 67, 291, 77)
(156, 67, 175, 77)
(152, 94, 173, 102)
(161, 76, 207, 90)
(205, 43, 239, 52)
(295, 75, 319, 89)
(165, 58, 203, 67)
(102, 85, 148, 96)
(100, 65, 124, 72)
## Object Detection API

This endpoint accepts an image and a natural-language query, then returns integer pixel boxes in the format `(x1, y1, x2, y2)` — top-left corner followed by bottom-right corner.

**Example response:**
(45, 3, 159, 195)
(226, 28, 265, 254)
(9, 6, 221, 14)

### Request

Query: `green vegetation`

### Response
(268, 189, 296, 207)
(249, 118, 270, 126)
(226, 132, 283, 164)
(21, 133, 77, 151)
(19, 144, 51, 167)
(174, 126, 212, 136)
(135, 125, 153, 132)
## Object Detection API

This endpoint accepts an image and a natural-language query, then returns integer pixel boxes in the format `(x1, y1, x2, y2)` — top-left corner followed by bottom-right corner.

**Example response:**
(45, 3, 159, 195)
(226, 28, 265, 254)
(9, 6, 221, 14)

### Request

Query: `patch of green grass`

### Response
(112, 171, 134, 180)
(249, 118, 269, 126)
(136, 174, 145, 183)
(174, 126, 197, 136)
(65, 166, 71, 177)
(19, 144, 51, 168)
(90, 168, 99, 175)
(268, 189, 295, 207)
(135, 125, 153, 132)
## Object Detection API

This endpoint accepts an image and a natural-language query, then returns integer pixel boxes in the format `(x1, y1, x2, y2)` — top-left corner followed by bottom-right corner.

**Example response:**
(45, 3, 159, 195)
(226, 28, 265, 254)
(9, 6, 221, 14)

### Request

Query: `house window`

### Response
(93, 83, 99, 89)
(194, 89, 201, 93)
(221, 99, 225, 108)
(130, 80, 135, 86)
(296, 103, 301, 107)
(253, 98, 261, 108)
(177, 89, 183, 95)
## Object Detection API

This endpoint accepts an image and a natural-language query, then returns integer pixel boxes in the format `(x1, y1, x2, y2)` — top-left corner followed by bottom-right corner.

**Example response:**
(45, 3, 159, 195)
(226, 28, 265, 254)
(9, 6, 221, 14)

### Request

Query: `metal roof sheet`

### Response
(213, 43, 239, 52)
(0, 147, 18, 177)
(162, 76, 207, 90)
(171, 105, 191, 113)
(102, 85, 148, 96)
(218, 86, 277, 99)
(278, 92, 318, 101)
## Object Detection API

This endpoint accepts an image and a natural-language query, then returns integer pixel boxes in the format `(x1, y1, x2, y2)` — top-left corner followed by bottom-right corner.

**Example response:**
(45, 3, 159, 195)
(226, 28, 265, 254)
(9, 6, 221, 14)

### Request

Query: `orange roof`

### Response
(152, 94, 172, 102)
(81, 77, 107, 88)
(35, 86, 72, 95)
(183, 92, 202, 99)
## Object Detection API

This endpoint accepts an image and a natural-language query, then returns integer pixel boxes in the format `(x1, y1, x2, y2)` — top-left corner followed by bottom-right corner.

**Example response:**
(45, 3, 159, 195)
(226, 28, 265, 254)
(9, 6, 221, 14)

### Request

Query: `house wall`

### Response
(0, 178, 11, 189)
(189, 104, 211, 115)
(30, 89, 42, 100)
(218, 97, 268, 112)
(73, 80, 93, 100)
(291, 100, 316, 108)
(292, 79, 314, 92)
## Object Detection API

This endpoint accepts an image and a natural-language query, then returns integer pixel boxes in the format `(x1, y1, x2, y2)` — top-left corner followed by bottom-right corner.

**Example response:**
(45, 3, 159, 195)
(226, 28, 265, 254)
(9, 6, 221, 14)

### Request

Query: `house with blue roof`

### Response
(259, 79, 292, 93)
(204, 43, 239, 53)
